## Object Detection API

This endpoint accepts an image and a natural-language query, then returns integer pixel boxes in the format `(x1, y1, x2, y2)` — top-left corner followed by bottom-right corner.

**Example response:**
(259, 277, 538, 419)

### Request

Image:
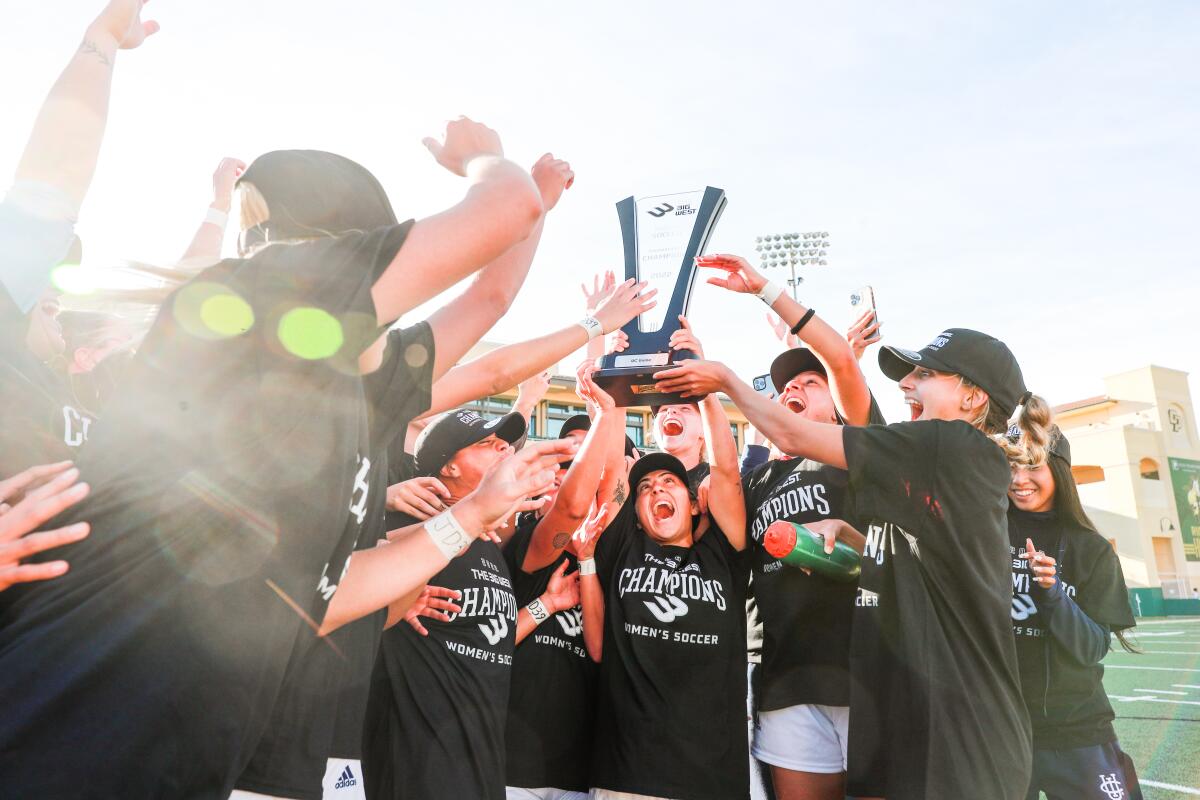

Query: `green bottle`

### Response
(762, 520, 861, 581)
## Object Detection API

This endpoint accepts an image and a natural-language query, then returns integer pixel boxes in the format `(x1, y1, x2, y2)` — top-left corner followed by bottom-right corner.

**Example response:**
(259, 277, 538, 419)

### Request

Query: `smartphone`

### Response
(751, 373, 775, 398)
(849, 285, 876, 320)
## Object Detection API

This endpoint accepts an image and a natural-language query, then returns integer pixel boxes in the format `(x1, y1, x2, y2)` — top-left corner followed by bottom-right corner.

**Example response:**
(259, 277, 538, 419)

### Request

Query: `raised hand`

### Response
(576, 359, 616, 411)
(605, 329, 630, 356)
(1, 463, 92, 592)
(667, 315, 704, 359)
(422, 116, 504, 176)
(594, 278, 656, 335)
(89, 0, 160, 50)
(530, 153, 574, 212)
(516, 370, 553, 409)
(404, 585, 462, 636)
(212, 157, 247, 210)
(846, 310, 881, 362)
(463, 439, 580, 533)
(581, 270, 617, 314)
(541, 561, 581, 614)
(386, 477, 451, 520)
(1025, 538, 1057, 589)
(696, 253, 767, 295)
(652, 359, 733, 398)
(573, 503, 610, 560)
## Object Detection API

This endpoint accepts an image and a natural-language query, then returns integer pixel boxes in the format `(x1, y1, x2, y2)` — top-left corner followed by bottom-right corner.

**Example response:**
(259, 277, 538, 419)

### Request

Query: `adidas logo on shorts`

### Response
(334, 765, 357, 789)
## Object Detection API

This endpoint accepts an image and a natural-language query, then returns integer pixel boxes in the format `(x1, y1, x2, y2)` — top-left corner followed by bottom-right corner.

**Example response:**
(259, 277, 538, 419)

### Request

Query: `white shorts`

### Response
(751, 703, 849, 774)
(590, 791, 675, 800)
(507, 787, 588, 800)
(322, 758, 366, 800)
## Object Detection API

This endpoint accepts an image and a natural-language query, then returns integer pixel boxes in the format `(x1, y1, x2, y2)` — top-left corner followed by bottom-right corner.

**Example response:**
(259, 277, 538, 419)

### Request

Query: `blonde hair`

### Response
(238, 181, 270, 232)
(999, 393, 1053, 467)
(955, 376, 1051, 465)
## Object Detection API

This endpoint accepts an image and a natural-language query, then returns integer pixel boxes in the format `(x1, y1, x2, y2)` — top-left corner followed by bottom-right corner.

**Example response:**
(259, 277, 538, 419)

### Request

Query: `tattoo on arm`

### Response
(79, 40, 113, 68)
(613, 480, 627, 506)
(552, 532, 570, 550)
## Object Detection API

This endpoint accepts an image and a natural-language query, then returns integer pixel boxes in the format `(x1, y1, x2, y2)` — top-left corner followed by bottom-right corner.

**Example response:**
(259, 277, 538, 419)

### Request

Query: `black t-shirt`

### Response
(742, 401, 885, 710)
(236, 322, 435, 799)
(502, 514, 596, 792)
(842, 420, 1032, 800)
(363, 513, 517, 800)
(0, 292, 96, 476)
(0, 224, 413, 799)
(1008, 507, 1135, 748)
(591, 503, 750, 800)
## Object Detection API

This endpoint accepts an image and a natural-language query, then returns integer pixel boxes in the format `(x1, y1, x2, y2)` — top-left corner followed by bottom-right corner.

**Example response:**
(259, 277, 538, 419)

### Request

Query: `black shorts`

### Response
(1025, 740, 1142, 800)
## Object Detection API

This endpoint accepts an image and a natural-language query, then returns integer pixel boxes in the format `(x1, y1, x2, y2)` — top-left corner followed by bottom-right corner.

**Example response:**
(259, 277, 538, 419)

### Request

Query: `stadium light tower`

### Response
(753, 231, 830, 300)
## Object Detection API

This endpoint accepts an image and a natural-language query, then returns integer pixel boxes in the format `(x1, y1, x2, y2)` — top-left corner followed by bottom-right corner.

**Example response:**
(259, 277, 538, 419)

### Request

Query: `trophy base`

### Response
(593, 363, 710, 408)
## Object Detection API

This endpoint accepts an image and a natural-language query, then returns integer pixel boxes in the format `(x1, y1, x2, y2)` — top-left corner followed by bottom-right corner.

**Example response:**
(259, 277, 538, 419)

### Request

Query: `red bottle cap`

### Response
(763, 520, 799, 559)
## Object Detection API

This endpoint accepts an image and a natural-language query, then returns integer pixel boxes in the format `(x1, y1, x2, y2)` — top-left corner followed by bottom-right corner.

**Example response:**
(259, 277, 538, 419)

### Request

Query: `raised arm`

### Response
(653, 360, 847, 469)
(14, 0, 159, 210)
(513, 561, 580, 644)
(574, 504, 610, 662)
(698, 254, 872, 426)
(667, 319, 746, 548)
(318, 438, 576, 635)
(423, 154, 572, 380)
(422, 279, 653, 417)
(370, 118, 543, 326)
(180, 158, 245, 264)
(523, 366, 623, 573)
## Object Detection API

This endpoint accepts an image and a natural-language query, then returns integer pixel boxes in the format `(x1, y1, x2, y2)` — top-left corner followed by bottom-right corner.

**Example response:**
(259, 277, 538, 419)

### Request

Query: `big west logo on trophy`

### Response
(594, 187, 727, 406)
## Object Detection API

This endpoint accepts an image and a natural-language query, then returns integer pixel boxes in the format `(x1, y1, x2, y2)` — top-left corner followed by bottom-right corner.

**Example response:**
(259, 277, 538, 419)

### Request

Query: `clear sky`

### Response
(3, 1, 1197, 422)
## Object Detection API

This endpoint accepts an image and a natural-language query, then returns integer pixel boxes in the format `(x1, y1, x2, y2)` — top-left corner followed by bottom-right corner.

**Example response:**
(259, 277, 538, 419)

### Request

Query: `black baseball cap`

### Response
(414, 409, 526, 477)
(628, 452, 691, 501)
(237, 150, 398, 242)
(878, 328, 1027, 418)
(1048, 425, 1072, 465)
(559, 413, 637, 459)
(769, 347, 827, 394)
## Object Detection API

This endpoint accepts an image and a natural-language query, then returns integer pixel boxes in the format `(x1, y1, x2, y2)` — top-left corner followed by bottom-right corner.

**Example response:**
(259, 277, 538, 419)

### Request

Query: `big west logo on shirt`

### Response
(1010, 544, 1077, 632)
(617, 552, 728, 617)
(748, 468, 832, 543)
(442, 555, 517, 664)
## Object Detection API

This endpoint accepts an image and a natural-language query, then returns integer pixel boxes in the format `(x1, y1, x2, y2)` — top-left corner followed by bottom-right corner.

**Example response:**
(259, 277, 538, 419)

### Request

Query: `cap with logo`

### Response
(878, 328, 1027, 418)
(627, 452, 692, 502)
(769, 348, 827, 395)
(414, 409, 526, 477)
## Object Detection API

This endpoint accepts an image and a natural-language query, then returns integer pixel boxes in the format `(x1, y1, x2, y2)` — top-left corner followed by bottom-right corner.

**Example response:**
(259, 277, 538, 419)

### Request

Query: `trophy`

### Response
(594, 186, 727, 407)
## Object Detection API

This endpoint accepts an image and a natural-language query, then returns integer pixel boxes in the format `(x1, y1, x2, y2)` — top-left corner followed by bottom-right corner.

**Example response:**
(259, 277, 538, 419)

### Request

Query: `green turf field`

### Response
(1103, 616, 1200, 798)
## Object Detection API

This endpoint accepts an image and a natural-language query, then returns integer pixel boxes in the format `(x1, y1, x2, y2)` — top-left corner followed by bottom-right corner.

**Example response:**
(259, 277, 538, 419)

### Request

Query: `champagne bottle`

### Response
(762, 520, 861, 581)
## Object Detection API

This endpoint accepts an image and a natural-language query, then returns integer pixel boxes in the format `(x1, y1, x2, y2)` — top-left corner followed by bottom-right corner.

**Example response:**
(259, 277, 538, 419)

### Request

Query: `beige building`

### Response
(1054, 365, 1200, 611)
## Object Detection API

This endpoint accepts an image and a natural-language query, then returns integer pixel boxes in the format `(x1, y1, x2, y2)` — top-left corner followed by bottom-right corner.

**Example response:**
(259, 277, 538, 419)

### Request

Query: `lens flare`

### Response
(277, 307, 343, 360)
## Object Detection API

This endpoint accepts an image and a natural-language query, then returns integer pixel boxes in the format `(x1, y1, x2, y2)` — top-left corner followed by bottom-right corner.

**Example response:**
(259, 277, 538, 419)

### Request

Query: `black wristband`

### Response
(790, 308, 817, 335)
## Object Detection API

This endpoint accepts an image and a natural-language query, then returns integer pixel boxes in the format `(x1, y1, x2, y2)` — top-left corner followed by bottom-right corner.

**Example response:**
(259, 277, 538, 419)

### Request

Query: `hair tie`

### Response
(1006, 391, 1033, 428)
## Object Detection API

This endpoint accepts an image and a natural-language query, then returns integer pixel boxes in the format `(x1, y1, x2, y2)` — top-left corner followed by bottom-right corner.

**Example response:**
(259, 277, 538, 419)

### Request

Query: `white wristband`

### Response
(755, 281, 784, 306)
(577, 558, 597, 576)
(577, 316, 603, 341)
(204, 206, 229, 228)
(526, 597, 551, 624)
(424, 510, 472, 560)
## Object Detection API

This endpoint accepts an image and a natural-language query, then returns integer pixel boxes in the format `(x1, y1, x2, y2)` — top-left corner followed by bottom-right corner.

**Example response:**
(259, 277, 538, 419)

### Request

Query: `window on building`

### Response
(544, 403, 585, 439)
(1072, 465, 1105, 485)
(1139, 458, 1160, 480)
(626, 412, 646, 449)
(464, 395, 513, 420)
